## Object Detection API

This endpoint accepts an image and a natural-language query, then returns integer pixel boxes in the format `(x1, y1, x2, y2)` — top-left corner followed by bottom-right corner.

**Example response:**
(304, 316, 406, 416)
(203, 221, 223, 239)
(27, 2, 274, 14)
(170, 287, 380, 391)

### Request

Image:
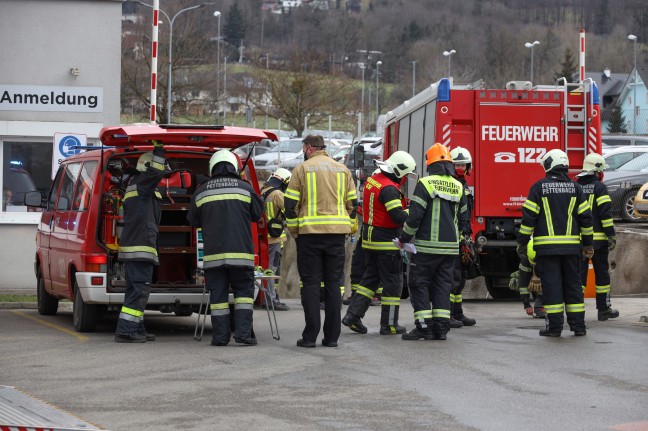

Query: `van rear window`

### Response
(72, 161, 98, 211)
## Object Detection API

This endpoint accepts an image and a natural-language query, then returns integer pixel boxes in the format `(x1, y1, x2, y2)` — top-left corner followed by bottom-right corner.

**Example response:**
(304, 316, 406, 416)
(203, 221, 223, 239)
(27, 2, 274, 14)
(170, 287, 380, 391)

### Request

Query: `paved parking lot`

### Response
(1, 298, 647, 431)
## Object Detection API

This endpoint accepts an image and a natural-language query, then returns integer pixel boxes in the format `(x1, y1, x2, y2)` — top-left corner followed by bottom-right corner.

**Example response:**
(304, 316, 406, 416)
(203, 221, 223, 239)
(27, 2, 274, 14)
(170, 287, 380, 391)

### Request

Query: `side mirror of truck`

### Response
(353, 145, 365, 168)
(24, 191, 45, 208)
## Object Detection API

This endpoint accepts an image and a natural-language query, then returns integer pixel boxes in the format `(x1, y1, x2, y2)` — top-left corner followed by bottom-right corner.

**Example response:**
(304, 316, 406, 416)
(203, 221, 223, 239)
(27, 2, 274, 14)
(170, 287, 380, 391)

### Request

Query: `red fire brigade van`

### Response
(381, 78, 602, 298)
(26, 124, 276, 331)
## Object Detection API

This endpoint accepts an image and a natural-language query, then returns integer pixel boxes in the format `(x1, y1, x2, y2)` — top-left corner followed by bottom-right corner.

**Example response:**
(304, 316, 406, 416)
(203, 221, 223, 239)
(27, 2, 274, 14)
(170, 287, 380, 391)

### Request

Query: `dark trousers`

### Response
(350, 232, 366, 290)
(116, 261, 153, 336)
(578, 245, 611, 310)
(205, 266, 255, 344)
(347, 250, 403, 326)
(296, 233, 345, 343)
(450, 255, 467, 317)
(408, 253, 454, 336)
(535, 255, 585, 332)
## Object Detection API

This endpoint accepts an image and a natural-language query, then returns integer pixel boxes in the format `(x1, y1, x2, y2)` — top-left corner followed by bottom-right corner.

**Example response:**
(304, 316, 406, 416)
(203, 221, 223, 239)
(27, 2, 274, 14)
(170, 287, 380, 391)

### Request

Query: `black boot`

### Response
(401, 327, 434, 340)
(380, 324, 406, 335)
(598, 307, 619, 321)
(449, 318, 463, 328)
(342, 313, 367, 334)
(539, 329, 561, 337)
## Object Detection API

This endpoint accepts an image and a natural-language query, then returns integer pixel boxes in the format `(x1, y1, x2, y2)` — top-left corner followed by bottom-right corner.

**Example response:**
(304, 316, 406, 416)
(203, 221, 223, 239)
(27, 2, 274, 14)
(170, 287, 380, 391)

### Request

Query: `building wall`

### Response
(0, 0, 122, 291)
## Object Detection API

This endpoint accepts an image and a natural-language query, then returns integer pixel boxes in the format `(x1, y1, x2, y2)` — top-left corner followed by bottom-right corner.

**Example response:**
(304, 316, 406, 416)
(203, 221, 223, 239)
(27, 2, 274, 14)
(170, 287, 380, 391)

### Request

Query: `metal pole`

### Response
(360, 63, 365, 134)
(376, 61, 382, 121)
(150, 0, 159, 124)
(214, 11, 221, 123)
(412, 60, 416, 97)
(223, 56, 228, 123)
(530, 45, 535, 83)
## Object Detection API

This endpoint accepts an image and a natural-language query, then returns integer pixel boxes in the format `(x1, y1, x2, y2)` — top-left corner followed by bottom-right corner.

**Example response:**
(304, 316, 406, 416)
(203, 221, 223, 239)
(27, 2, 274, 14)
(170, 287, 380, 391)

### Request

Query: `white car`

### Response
(254, 138, 304, 171)
(603, 146, 648, 171)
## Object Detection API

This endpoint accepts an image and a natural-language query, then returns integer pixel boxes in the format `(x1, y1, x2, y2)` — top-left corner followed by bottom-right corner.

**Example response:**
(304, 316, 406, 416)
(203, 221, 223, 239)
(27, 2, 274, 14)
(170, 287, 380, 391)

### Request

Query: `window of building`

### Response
(2, 141, 53, 211)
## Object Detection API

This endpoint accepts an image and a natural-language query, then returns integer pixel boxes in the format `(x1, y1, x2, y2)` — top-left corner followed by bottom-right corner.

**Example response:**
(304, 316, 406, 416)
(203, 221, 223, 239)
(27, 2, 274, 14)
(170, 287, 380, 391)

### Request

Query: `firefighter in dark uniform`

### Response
(448, 146, 477, 328)
(187, 150, 264, 346)
(576, 153, 619, 321)
(517, 149, 594, 337)
(342, 151, 416, 335)
(115, 144, 166, 343)
(397, 143, 468, 341)
(284, 135, 358, 348)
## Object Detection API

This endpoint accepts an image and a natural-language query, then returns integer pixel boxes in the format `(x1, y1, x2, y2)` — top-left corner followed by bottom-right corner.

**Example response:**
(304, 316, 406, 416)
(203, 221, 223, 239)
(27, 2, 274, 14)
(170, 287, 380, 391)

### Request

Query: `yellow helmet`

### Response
(136, 152, 154, 172)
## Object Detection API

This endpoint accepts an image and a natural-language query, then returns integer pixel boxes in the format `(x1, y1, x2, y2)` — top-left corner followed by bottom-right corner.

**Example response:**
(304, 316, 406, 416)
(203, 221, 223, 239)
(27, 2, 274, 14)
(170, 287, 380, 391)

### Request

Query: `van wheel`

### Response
(73, 281, 97, 332)
(621, 190, 641, 222)
(37, 274, 58, 315)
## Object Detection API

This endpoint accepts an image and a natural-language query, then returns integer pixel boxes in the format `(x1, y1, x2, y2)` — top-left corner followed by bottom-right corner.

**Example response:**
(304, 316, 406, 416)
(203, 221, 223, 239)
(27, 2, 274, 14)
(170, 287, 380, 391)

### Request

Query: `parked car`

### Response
(254, 138, 303, 171)
(3, 165, 37, 207)
(331, 145, 351, 164)
(25, 124, 276, 332)
(603, 146, 648, 171)
(601, 134, 648, 155)
(633, 181, 648, 220)
(603, 151, 648, 221)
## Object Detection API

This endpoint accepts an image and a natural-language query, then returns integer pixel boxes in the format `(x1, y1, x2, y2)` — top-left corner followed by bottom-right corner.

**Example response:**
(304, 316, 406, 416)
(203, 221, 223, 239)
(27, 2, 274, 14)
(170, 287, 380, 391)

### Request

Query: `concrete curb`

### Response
(0, 302, 37, 309)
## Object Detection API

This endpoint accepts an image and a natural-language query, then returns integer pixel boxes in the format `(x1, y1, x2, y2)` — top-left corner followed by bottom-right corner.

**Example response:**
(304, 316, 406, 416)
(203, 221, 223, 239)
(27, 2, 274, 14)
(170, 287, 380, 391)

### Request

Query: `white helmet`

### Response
(372, 168, 381, 175)
(209, 150, 239, 175)
(540, 149, 569, 172)
(376, 151, 417, 178)
(450, 146, 472, 165)
(136, 152, 154, 172)
(582, 152, 606, 173)
(272, 167, 292, 184)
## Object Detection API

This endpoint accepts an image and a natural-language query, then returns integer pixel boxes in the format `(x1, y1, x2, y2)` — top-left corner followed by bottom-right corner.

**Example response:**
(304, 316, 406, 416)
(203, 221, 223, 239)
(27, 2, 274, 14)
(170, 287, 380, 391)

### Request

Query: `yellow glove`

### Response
(152, 140, 164, 148)
(350, 217, 359, 235)
(528, 271, 542, 294)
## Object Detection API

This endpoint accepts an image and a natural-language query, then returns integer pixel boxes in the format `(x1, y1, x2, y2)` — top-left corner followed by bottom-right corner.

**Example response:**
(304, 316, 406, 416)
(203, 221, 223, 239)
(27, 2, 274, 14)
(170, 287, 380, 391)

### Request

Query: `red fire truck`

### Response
(382, 77, 602, 298)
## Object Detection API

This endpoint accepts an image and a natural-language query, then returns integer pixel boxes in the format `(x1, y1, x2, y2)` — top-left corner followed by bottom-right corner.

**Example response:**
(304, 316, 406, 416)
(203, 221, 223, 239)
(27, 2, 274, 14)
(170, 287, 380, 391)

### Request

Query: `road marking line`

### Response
(11, 310, 89, 343)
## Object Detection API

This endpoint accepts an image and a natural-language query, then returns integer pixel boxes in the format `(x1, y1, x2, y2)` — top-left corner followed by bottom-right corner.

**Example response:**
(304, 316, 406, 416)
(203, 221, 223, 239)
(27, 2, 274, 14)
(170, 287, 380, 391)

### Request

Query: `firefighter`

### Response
(448, 146, 477, 328)
(115, 144, 167, 343)
(342, 151, 416, 335)
(517, 149, 594, 337)
(576, 153, 619, 321)
(513, 238, 545, 318)
(397, 143, 468, 341)
(260, 167, 292, 311)
(284, 135, 358, 348)
(187, 150, 263, 346)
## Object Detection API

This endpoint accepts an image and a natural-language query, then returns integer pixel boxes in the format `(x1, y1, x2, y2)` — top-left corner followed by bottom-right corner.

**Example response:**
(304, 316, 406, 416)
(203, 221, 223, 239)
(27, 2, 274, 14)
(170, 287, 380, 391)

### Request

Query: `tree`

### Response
(224, 2, 246, 47)
(553, 48, 578, 83)
(246, 52, 358, 136)
(607, 107, 628, 133)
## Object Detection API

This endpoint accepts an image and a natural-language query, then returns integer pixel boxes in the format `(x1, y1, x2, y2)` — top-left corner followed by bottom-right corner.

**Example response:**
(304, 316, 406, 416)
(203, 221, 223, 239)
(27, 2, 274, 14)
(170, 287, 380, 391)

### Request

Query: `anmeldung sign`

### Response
(0, 85, 103, 112)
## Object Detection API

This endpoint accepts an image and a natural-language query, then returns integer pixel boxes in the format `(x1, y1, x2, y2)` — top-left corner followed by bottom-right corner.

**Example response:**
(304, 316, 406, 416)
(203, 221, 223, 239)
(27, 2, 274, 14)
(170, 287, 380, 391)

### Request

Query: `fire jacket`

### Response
(456, 176, 474, 236)
(576, 174, 615, 247)
(284, 150, 358, 236)
(399, 172, 468, 255)
(262, 186, 287, 244)
(118, 147, 166, 264)
(187, 174, 263, 269)
(518, 171, 593, 255)
(361, 172, 408, 252)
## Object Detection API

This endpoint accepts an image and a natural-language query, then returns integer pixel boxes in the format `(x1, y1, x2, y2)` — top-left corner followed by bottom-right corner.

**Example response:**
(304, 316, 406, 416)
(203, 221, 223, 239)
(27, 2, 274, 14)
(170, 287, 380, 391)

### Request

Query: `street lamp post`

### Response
(214, 11, 221, 123)
(359, 63, 365, 134)
(442, 50, 456, 77)
(412, 60, 416, 97)
(524, 40, 540, 83)
(223, 56, 228, 124)
(376, 60, 382, 124)
(629, 34, 638, 134)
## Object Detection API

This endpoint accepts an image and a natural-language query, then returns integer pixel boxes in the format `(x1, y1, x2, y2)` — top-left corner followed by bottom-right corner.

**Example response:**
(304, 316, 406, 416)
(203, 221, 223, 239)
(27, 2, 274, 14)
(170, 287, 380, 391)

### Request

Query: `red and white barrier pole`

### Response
(149, 0, 159, 124)
(579, 29, 585, 84)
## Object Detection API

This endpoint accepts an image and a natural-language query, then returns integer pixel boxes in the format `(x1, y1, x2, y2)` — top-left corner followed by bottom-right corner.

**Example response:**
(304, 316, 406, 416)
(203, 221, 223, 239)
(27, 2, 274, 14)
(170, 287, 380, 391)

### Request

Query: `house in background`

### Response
(615, 66, 648, 135)
(584, 69, 629, 133)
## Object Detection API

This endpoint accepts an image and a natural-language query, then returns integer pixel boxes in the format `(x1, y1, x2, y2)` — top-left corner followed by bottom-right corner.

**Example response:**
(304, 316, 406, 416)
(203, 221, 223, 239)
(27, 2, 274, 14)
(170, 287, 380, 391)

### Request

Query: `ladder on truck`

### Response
(0, 386, 106, 431)
(557, 77, 597, 159)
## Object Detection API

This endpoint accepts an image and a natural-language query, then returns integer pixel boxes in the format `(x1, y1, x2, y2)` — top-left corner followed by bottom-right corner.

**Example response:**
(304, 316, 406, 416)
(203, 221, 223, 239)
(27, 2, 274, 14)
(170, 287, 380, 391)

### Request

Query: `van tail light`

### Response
(86, 255, 107, 273)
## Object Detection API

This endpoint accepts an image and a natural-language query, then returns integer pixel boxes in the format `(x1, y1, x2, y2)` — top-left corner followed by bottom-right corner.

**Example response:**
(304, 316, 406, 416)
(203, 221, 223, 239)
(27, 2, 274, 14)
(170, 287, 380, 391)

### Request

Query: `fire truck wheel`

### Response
(37, 273, 59, 316)
(73, 279, 97, 333)
(485, 277, 520, 300)
(621, 189, 641, 223)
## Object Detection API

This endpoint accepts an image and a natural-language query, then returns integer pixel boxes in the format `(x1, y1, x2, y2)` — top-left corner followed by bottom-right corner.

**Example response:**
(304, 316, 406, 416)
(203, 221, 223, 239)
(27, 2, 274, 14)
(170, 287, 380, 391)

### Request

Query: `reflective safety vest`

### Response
(362, 173, 404, 229)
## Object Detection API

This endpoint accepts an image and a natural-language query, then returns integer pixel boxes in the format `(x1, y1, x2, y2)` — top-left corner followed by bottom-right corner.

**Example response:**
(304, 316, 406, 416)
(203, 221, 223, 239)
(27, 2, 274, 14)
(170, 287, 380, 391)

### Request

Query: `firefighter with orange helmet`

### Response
(448, 146, 477, 328)
(342, 152, 416, 335)
(517, 149, 593, 337)
(397, 143, 468, 341)
(576, 153, 619, 321)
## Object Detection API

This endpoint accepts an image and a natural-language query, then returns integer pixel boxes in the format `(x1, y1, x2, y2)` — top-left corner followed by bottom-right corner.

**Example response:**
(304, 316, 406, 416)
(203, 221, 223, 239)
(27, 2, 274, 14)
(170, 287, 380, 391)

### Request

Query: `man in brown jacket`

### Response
(284, 134, 358, 348)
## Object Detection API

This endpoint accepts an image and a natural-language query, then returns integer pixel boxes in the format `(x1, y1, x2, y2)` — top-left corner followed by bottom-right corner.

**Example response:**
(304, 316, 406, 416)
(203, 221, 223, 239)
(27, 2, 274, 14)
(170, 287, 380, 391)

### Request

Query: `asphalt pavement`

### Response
(1, 298, 647, 431)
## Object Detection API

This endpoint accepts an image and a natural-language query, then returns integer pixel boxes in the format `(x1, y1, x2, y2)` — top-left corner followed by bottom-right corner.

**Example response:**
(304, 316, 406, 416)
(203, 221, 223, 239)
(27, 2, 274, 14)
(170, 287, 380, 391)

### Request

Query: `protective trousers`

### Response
(535, 255, 585, 333)
(450, 255, 467, 317)
(408, 253, 454, 337)
(296, 233, 345, 344)
(116, 261, 153, 337)
(205, 267, 255, 345)
(347, 250, 403, 328)
(267, 242, 282, 303)
(578, 245, 611, 310)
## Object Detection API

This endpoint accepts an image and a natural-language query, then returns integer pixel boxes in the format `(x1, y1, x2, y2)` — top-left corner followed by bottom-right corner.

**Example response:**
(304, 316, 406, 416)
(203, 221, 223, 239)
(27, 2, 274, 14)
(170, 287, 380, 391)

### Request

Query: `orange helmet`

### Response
(425, 143, 452, 165)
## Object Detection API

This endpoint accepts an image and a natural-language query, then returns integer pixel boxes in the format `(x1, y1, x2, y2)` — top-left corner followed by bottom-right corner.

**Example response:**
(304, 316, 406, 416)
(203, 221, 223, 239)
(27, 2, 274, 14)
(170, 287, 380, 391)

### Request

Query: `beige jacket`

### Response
(284, 150, 358, 236)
